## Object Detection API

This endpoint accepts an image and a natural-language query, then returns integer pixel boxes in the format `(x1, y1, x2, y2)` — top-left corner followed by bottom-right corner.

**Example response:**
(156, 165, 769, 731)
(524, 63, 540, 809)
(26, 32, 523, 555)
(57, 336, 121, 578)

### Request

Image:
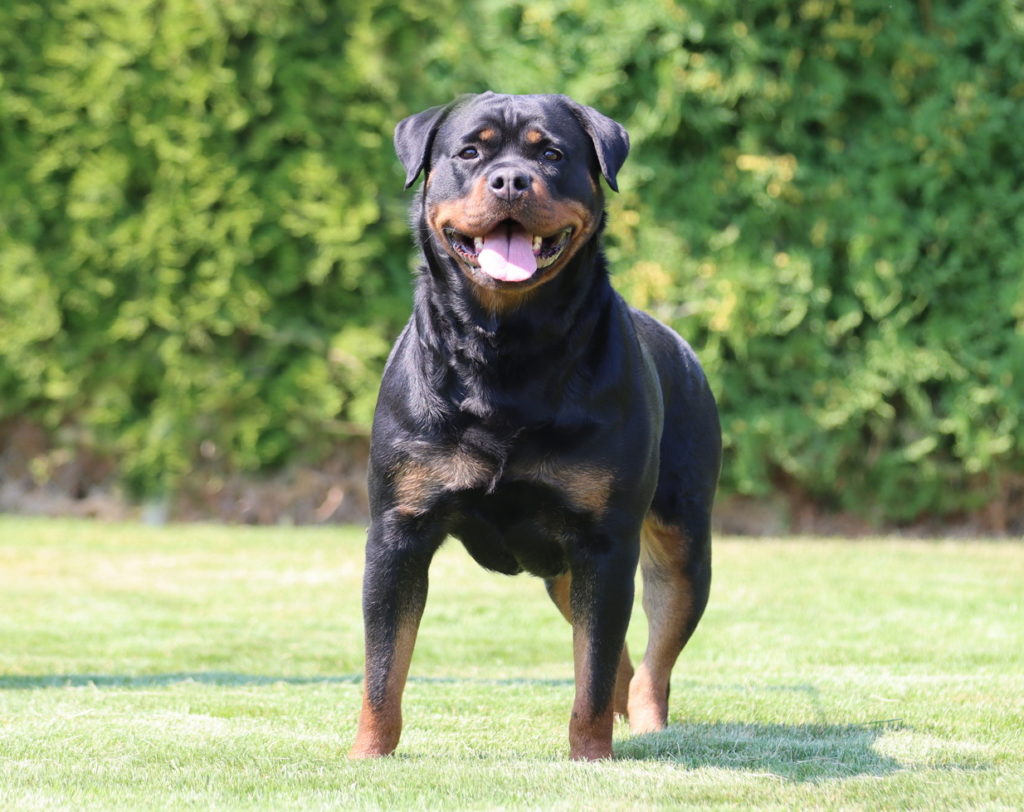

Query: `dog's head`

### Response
(395, 93, 629, 304)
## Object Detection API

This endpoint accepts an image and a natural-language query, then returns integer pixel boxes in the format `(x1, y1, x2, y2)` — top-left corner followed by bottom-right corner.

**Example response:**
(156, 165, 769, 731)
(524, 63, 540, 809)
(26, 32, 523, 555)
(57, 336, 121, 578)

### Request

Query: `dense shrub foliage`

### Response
(1, 0, 1021, 524)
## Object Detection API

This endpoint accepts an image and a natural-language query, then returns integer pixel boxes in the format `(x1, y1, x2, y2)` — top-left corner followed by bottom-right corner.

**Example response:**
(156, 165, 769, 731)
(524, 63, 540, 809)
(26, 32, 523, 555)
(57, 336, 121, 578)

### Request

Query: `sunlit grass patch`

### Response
(0, 517, 1021, 808)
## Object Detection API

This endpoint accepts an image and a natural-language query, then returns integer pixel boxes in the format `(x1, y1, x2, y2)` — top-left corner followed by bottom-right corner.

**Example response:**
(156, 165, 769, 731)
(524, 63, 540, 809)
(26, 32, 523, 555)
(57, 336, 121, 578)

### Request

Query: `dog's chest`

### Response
(392, 438, 613, 521)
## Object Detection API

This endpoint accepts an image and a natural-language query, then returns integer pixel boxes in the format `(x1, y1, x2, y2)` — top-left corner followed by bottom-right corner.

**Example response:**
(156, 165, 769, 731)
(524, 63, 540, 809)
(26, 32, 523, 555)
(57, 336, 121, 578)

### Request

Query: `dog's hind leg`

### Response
(545, 572, 634, 718)
(627, 511, 711, 734)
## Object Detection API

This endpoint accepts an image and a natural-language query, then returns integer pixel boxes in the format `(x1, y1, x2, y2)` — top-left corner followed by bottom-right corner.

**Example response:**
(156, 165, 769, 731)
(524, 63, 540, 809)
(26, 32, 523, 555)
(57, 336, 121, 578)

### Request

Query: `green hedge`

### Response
(1, 0, 1021, 524)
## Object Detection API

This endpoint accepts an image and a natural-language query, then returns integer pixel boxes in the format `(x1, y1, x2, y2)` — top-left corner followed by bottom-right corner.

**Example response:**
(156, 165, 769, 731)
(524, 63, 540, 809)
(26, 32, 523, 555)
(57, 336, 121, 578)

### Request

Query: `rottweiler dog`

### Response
(350, 92, 721, 761)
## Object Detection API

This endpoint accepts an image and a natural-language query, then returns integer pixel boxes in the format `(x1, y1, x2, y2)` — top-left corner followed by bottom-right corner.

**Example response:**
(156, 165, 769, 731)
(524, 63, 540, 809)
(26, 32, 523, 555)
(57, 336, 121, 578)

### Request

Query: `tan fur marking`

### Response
(470, 283, 535, 314)
(549, 571, 633, 719)
(447, 448, 492, 489)
(626, 662, 666, 735)
(639, 514, 695, 638)
(393, 450, 492, 515)
(613, 643, 634, 719)
(428, 176, 495, 240)
(640, 513, 689, 571)
(394, 461, 437, 515)
(349, 619, 419, 758)
(628, 514, 695, 734)
(426, 175, 600, 315)
(525, 129, 543, 144)
(548, 572, 573, 623)
(569, 620, 615, 760)
(524, 460, 613, 515)
(569, 706, 614, 760)
(479, 127, 495, 141)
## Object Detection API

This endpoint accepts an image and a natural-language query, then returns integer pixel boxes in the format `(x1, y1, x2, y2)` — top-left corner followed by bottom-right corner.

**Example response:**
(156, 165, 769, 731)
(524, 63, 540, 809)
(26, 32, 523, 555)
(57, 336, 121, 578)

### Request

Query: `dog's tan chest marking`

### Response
(393, 450, 614, 517)
(514, 459, 614, 516)
(393, 449, 494, 516)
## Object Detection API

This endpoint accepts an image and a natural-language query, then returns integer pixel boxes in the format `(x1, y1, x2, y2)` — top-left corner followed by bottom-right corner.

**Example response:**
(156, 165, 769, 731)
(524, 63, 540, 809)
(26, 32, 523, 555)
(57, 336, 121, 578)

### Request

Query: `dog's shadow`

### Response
(4, 672, 911, 781)
(614, 720, 902, 781)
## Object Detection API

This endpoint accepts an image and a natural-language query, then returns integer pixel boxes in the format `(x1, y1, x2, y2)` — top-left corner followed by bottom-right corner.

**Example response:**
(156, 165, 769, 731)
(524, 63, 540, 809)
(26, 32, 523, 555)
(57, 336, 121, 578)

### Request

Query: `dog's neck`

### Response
(412, 230, 618, 427)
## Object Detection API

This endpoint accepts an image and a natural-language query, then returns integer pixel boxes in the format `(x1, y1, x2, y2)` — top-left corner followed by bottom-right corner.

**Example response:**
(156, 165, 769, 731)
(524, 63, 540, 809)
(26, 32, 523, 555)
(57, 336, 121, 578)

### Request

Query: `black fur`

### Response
(352, 93, 721, 760)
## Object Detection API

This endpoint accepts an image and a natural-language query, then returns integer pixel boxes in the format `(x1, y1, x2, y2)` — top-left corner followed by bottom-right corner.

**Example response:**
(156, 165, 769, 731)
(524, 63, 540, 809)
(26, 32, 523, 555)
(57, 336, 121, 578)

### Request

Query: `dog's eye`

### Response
(458, 146, 480, 160)
(542, 148, 563, 162)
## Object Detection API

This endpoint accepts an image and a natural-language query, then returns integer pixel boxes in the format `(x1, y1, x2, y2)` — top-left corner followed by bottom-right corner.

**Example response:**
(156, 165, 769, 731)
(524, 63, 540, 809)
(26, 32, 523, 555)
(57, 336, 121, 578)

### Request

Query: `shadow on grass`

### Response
(0, 673, 916, 781)
(0, 672, 575, 690)
(0, 672, 360, 689)
(615, 720, 904, 781)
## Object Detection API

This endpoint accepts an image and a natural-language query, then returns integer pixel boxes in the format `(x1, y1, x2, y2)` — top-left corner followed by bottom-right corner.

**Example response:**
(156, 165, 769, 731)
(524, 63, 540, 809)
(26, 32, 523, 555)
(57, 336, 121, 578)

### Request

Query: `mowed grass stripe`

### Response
(0, 516, 1021, 809)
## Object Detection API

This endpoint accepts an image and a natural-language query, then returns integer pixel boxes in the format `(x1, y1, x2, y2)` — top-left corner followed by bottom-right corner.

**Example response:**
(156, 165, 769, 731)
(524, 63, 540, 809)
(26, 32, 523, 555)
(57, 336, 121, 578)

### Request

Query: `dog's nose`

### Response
(488, 167, 532, 201)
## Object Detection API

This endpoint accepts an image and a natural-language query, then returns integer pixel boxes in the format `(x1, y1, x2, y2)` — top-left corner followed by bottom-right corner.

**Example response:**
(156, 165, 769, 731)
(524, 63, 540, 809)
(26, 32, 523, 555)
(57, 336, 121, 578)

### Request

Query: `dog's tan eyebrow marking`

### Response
(478, 128, 496, 141)
(524, 129, 544, 144)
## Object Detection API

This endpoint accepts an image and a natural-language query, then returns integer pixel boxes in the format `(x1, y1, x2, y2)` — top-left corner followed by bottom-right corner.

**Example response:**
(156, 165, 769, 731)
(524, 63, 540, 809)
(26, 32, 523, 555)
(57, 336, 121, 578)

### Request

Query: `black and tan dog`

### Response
(350, 92, 721, 761)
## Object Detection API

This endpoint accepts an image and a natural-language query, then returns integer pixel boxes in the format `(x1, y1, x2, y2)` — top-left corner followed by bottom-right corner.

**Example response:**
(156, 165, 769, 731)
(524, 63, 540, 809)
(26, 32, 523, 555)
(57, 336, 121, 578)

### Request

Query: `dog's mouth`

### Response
(443, 221, 574, 283)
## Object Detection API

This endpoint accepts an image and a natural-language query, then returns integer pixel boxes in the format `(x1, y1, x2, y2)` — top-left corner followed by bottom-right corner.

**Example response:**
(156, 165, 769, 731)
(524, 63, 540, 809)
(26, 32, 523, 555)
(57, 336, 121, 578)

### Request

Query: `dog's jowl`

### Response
(350, 93, 722, 761)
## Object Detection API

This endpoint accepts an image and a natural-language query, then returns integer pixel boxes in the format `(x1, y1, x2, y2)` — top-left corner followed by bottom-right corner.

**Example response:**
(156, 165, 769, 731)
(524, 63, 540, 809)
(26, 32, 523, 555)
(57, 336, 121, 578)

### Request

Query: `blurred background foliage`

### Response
(1, 0, 1022, 528)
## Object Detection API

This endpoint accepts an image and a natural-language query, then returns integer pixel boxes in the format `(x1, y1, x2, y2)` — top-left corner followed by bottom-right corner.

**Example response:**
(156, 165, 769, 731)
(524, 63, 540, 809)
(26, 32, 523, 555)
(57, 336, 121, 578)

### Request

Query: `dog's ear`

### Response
(564, 99, 630, 192)
(394, 103, 453, 189)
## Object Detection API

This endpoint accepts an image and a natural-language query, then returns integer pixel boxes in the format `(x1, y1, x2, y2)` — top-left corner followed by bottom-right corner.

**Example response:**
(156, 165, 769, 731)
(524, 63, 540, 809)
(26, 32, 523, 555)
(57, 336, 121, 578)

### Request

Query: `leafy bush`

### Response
(1, 0, 410, 495)
(1, 0, 1021, 524)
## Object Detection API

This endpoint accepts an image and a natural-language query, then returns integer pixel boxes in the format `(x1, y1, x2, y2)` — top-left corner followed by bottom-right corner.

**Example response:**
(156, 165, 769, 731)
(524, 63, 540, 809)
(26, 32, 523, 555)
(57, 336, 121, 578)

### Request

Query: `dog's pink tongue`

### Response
(478, 224, 537, 282)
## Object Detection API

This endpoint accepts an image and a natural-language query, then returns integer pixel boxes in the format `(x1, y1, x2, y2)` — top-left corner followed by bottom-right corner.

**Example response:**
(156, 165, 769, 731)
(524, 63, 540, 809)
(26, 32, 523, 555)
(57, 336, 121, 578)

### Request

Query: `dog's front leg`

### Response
(567, 536, 639, 760)
(350, 517, 440, 758)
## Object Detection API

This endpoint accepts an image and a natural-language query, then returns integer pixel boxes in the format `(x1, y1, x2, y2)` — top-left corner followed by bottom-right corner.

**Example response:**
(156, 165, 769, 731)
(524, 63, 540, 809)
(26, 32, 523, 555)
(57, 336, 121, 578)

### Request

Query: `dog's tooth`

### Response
(474, 237, 483, 254)
(533, 235, 542, 254)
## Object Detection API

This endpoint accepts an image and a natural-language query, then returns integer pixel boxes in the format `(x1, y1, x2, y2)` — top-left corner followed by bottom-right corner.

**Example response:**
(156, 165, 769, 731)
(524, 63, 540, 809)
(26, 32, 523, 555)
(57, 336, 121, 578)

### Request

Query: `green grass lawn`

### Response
(0, 516, 1021, 809)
